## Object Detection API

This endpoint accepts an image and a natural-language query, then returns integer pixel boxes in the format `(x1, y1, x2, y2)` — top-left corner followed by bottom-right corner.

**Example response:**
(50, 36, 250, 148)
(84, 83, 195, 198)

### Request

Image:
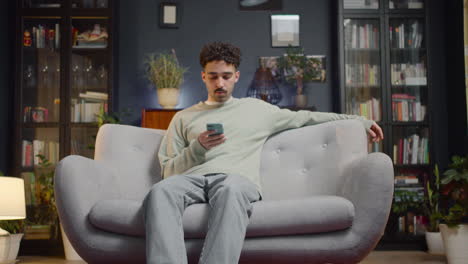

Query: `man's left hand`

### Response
(367, 122, 384, 143)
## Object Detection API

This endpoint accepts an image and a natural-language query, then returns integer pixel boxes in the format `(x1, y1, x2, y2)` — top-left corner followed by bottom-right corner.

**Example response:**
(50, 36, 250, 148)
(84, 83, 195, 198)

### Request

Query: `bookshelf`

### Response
(338, 0, 430, 250)
(13, 0, 115, 255)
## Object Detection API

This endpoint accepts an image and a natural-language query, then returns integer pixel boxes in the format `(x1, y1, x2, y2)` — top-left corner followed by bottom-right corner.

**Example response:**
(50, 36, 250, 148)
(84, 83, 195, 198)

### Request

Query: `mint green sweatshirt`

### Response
(158, 97, 374, 192)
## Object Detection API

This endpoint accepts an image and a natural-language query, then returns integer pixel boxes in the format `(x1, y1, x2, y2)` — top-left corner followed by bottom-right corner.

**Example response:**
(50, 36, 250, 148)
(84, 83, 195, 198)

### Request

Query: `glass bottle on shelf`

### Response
(343, 18, 383, 152)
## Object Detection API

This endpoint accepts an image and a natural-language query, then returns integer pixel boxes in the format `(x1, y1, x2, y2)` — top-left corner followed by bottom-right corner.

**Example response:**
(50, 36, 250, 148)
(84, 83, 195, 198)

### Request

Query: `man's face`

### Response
(202, 60, 240, 103)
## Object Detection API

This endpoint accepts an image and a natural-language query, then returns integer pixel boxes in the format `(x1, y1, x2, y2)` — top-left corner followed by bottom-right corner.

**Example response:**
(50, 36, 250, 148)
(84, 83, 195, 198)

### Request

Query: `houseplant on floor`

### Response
(0, 171, 26, 264)
(438, 155, 468, 264)
(423, 165, 444, 255)
(0, 220, 24, 264)
(144, 49, 188, 109)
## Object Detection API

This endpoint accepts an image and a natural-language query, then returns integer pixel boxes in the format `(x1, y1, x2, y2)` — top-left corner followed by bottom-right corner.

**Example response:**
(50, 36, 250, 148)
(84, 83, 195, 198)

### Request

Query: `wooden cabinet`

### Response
(141, 109, 181, 129)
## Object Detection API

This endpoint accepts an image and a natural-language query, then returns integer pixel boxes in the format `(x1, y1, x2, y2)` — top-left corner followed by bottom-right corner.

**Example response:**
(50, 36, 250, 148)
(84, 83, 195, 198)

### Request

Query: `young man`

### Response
(143, 42, 384, 264)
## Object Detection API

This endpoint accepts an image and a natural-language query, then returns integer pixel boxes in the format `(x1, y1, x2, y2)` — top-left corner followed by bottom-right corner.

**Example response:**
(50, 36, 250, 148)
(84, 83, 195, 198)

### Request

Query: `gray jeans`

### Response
(142, 173, 261, 264)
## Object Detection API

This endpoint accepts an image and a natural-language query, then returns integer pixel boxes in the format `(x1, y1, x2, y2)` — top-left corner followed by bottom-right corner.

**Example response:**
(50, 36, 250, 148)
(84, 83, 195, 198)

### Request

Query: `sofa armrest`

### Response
(340, 152, 394, 248)
(54, 155, 122, 253)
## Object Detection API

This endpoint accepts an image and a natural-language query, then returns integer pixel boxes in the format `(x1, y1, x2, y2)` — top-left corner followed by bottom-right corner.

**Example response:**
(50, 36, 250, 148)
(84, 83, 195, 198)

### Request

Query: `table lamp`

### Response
(0, 177, 26, 235)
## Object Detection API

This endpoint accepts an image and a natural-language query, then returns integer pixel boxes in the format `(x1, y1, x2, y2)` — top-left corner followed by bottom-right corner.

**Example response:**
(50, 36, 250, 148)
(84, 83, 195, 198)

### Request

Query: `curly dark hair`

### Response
(199, 42, 242, 70)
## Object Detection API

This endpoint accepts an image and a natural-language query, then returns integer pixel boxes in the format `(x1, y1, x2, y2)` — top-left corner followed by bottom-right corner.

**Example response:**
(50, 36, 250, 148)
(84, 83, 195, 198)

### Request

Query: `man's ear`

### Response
(235, 71, 240, 83)
(201, 71, 206, 82)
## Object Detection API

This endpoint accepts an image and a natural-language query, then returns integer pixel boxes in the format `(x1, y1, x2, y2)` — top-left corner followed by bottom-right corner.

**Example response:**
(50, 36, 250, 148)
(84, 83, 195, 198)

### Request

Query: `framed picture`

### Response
(270, 14, 300, 47)
(159, 2, 180, 28)
(239, 0, 282, 11)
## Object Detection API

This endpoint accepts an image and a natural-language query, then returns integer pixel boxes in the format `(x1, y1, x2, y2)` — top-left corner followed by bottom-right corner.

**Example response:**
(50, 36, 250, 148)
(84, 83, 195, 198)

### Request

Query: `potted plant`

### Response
(0, 220, 24, 264)
(34, 155, 82, 261)
(144, 49, 188, 109)
(423, 165, 444, 255)
(438, 155, 468, 264)
(278, 45, 322, 107)
(0, 171, 25, 264)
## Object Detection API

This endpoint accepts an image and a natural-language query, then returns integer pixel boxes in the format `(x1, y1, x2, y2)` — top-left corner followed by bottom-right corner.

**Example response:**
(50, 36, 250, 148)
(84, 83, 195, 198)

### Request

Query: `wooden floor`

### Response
(17, 251, 447, 263)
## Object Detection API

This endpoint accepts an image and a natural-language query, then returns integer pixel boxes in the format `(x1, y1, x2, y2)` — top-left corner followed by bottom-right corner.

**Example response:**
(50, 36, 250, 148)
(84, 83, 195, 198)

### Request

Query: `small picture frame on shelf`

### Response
(159, 2, 180, 28)
(270, 14, 300, 47)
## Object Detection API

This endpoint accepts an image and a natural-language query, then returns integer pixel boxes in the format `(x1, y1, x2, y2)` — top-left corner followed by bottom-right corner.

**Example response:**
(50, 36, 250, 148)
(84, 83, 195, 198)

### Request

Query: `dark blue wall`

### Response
(0, 1, 13, 174)
(117, 0, 335, 125)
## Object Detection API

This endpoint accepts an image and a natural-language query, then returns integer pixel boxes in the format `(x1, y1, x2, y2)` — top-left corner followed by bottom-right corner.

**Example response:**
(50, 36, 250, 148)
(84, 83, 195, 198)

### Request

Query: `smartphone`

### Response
(207, 123, 224, 136)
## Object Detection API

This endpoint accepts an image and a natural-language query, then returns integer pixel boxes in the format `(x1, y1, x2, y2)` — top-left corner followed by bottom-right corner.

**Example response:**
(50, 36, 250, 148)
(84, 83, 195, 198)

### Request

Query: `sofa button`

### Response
(276, 149, 281, 154)
(322, 143, 327, 148)
(302, 168, 307, 173)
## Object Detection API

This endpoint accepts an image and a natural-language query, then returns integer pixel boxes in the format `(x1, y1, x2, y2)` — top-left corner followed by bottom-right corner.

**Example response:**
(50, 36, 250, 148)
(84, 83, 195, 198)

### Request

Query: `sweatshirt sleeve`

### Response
(158, 113, 208, 178)
(267, 104, 375, 134)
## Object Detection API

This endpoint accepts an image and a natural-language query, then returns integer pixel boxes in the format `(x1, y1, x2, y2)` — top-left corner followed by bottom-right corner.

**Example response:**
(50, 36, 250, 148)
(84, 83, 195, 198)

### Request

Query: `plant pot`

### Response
(60, 224, 82, 261)
(0, 234, 23, 264)
(425, 231, 445, 255)
(157, 88, 180, 109)
(440, 224, 468, 264)
(294, 94, 307, 108)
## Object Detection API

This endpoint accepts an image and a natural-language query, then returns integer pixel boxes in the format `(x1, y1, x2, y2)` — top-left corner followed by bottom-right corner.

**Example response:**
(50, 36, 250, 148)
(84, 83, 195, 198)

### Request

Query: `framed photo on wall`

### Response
(159, 2, 180, 28)
(270, 14, 300, 47)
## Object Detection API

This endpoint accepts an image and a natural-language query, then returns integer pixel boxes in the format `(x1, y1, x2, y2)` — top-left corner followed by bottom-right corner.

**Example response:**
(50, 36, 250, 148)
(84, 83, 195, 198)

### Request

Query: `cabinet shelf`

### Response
(390, 121, 428, 126)
(70, 122, 99, 127)
(393, 164, 430, 169)
(23, 122, 60, 128)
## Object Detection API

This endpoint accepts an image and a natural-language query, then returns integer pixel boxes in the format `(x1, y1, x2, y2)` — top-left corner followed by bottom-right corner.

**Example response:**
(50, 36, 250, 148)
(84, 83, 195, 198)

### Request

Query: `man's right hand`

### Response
(198, 130, 226, 150)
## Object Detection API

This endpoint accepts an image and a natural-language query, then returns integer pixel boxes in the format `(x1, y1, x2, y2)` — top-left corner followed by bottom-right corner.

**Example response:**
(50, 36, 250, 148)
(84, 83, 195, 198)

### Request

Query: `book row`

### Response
(347, 97, 381, 122)
(391, 63, 427, 86)
(393, 134, 429, 165)
(344, 22, 379, 49)
(23, 24, 60, 49)
(389, 21, 424, 49)
(345, 64, 380, 86)
(392, 99, 426, 122)
(22, 139, 59, 167)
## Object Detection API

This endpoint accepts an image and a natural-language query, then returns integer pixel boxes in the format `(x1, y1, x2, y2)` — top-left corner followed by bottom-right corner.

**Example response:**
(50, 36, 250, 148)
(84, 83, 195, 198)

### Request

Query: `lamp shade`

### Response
(0, 177, 26, 220)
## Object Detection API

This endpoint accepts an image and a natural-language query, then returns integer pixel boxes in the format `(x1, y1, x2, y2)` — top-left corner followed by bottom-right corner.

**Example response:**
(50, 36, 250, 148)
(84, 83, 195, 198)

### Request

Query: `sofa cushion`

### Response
(88, 195, 354, 238)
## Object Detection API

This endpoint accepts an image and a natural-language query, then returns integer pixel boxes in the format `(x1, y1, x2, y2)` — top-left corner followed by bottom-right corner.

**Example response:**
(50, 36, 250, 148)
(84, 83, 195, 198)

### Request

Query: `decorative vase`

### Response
(0, 234, 23, 264)
(294, 76, 308, 107)
(440, 224, 468, 264)
(425, 231, 445, 255)
(246, 67, 282, 105)
(60, 224, 82, 261)
(157, 88, 180, 109)
(295, 94, 308, 108)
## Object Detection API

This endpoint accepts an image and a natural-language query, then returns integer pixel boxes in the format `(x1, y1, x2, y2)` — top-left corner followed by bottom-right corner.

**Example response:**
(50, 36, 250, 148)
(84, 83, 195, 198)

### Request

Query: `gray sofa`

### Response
(55, 120, 394, 264)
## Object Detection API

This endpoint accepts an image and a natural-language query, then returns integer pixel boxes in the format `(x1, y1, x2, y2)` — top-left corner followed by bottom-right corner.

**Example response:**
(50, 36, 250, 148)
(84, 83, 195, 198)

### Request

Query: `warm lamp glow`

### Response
(0, 177, 26, 220)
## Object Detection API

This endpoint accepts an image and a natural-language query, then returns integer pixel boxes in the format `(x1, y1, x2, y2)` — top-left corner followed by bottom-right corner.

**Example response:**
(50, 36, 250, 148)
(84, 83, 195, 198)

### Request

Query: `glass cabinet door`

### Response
(389, 18, 427, 122)
(22, 18, 61, 124)
(71, 17, 109, 124)
(70, 17, 110, 158)
(343, 18, 383, 152)
(389, 0, 424, 10)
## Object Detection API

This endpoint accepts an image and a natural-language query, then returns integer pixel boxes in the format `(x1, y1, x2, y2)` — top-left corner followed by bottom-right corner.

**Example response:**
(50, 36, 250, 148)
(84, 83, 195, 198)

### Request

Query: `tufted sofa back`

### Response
(94, 120, 367, 201)
(94, 124, 166, 201)
(260, 120, 368, 200)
